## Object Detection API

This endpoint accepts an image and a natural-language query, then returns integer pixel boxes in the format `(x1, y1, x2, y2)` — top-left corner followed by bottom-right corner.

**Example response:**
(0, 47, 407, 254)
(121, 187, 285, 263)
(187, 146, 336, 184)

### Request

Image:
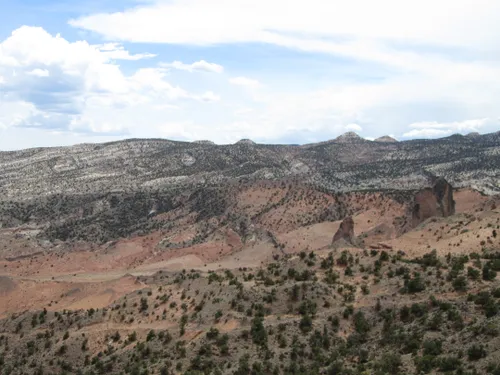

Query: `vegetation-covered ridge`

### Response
(2, 245, 500, 375)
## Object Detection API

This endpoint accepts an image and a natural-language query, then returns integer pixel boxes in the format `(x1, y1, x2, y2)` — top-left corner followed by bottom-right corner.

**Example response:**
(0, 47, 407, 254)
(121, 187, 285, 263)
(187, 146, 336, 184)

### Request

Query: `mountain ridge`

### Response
(2, 130, 500, 152)
(1, 131, 499, 202)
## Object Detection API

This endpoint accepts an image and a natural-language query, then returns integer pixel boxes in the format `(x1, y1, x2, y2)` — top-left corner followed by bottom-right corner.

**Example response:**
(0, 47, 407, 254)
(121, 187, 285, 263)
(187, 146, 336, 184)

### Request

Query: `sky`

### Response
(0, 0, 499, 150)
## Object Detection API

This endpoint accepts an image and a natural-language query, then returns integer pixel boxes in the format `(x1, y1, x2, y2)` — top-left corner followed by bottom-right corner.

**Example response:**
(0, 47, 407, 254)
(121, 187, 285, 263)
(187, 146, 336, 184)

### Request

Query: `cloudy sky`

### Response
(0, 0, 499, 150)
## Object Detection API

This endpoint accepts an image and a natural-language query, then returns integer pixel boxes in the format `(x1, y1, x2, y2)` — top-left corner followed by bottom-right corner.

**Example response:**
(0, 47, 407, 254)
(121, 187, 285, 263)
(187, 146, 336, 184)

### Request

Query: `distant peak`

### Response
(235, 139, 256, 145)
(334, 132, 365, 143)
(465, 132, 480, 139)
(374, 135, 398, 143)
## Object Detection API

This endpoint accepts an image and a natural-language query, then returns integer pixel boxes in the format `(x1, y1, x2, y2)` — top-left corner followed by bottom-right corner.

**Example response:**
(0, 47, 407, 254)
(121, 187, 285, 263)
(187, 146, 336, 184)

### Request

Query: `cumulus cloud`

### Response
(160, 60, 224, 73)
(0, 26, 219, 135)
(229, 76, 261, 88)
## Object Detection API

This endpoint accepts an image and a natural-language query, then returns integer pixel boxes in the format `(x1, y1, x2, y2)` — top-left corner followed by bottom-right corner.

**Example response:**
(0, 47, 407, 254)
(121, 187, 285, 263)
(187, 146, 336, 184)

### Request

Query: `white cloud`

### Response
(402, 118, 495, 138)
(344, 123, 362, 132)
(0, 100, 37, 129)
(27, 68, 49, 77)
(402, 128, 451, 138)
(0, 26, 220, 136)
(69, 0, 500, 51)
(94, 43, 156, 60)
(229, 76, 261, 88)
(160, 60, 224, 73)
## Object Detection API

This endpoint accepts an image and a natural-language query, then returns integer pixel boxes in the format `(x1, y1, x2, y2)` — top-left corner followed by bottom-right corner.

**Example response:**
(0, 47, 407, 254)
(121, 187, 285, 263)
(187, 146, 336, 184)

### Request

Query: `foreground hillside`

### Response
(1, 230, 500, 375)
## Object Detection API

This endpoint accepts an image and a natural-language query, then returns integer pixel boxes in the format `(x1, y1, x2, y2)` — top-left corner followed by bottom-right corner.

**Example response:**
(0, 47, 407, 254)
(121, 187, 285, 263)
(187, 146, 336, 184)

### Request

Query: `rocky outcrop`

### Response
(411, 177, 456, 227)
(332, 216, 355, 246)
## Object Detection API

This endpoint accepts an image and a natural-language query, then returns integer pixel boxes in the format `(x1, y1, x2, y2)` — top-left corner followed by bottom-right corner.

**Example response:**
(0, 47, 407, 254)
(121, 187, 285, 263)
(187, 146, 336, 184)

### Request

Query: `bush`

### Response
(452, 276, 468, 292)
(404, 274, 426, 294)
(146, 330, 156, 341)
(467, 267, 480, 280)
(140, 297, 148, 312)
(485, 300, 499, 318)
(299, 314, 313, 333)
(483, 265, 497, 281)
(250, 317, 267, 347)
(423, 339, 442, 356)
(376, 353, 402, 374)
(353, 311, 370, 335)
(414, 355, 436, 373)
(57, 344, 67, 356)
(206, 328, 219, 340)
(468, 345, 487, 361)
(438, 356, 461, 371)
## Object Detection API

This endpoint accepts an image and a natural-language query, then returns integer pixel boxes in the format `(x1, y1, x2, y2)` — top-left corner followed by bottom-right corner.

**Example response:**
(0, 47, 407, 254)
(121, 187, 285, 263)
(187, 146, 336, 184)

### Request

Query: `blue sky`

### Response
(0, 0, 499, 150)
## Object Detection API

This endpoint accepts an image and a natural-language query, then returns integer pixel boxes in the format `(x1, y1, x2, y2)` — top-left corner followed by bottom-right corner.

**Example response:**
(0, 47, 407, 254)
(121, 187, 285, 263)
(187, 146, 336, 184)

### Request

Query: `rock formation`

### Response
(411, 177, 456, 227)
(332, 216, 356, 247)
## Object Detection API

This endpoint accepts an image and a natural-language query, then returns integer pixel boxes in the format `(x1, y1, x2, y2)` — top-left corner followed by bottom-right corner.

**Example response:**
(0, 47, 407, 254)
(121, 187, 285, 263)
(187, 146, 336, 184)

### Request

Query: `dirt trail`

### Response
(78, 321, 177, 334)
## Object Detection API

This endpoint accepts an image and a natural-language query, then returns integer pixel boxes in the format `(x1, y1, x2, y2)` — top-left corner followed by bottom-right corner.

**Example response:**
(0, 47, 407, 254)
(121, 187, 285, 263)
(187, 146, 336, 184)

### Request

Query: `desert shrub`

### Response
(452, 276, 468, 292)
(403, 274, 426, 294)
(423, 339, 442, 356)
(468, 344, 487, 361)
(250, 317, 267, 347)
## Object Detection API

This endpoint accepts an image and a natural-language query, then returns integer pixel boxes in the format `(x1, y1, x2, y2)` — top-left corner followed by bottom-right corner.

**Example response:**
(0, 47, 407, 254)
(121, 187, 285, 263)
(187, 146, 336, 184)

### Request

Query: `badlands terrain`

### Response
(0, 132, 499, 375)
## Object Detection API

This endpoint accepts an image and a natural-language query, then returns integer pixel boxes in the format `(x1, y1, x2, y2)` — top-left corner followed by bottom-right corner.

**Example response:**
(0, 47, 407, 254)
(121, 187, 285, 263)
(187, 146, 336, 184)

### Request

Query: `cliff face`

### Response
(411, 177, 455, 227)
(433, 177, 456, 217)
